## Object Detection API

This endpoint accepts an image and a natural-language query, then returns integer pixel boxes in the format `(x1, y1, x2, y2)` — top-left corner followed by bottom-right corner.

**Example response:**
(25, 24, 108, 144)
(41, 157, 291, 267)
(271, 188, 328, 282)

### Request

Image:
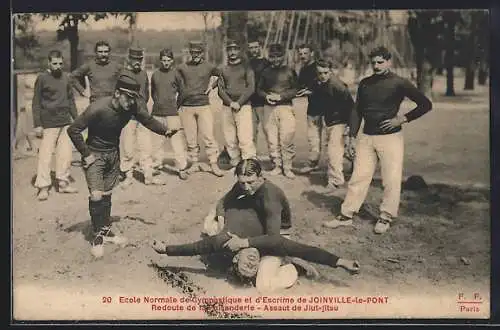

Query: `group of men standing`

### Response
(26, 35, 432, 259)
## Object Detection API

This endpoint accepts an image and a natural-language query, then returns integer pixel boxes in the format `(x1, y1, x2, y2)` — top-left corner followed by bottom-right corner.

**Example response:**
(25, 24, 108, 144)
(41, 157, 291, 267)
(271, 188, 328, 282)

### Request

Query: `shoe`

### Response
(90, 234, 104, 258)
(296, 162, 319, 174)
(283, 169, 296, 179)
(322, 214, 353, 228)
(210, 163, 225, 177)
(144, 176, 167, 186)
(99, 226, 128, 247)
(374, 215, 393, 234)
(37, 187, 49, 201)
(152, 240, 168, 254)
(186, 162, 203, 174)
(178, 169, 189, 180)
(267, 166, 282, 176)
(58, 182, 78, 194)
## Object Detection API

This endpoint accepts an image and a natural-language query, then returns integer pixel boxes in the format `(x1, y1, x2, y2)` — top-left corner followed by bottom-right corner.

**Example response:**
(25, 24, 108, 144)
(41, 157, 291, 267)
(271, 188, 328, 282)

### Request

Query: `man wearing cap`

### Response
(32, 50, 79, 201)
(70, 40, 123, 104)
(147, 48, 189, 180)
(247, 39, 271, 148)
(119, 47, 158, 186)
(176, 41, 224, 177)
(257, 43, 299, 179)
(67, 73, 181, 258)
(217, 39, 257, 167)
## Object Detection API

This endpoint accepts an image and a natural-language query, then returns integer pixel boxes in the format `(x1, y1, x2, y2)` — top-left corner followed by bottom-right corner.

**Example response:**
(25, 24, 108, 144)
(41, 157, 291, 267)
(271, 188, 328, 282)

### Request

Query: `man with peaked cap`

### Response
(176, 41, 225, 177)
(257, 43, 299, 179)
(119, 47, 161, 186)
(67, 73, 181, 258)
(217, 39, 257, 167)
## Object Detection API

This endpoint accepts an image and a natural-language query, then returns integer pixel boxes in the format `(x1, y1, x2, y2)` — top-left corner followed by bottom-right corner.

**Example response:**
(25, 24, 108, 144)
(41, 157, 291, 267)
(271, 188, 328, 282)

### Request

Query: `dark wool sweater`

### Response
(351, 71, 433, 136)
(67, 96, 167, 158)
(310, 75, 355, 127)
(217, 61, 255, 106)
(32, 71, 78, 128)
(257, 65, 299, 106)
(151, 67, 181, 116)
(248, 57, 271, 107)
(70, 59, 123, 102)
(176, 61, 219, 107)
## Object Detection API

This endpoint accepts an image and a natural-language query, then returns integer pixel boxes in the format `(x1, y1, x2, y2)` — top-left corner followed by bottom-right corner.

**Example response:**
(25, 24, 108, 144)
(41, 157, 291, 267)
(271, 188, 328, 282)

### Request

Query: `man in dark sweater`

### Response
(297, 59, 355, 189)
(67, 73, 180, 258)
(176, 41, 224, 177)
(147, 48, 189, 180)
(152, 158, 360, 275)
(323, 46, 433, 234)
(217, 39, 257, 167)
(32, 50, 79, 201)
(257, 44, 299, 179)
(70, 40, 123, 104)
(247, 39, 270, 147)
(295, 44, 321, 173)
(118, 47, 156, 186)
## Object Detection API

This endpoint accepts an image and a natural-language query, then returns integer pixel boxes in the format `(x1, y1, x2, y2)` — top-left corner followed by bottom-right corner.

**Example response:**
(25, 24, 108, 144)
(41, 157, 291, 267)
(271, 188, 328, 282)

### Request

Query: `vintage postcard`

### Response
(11, 9, 491, 321)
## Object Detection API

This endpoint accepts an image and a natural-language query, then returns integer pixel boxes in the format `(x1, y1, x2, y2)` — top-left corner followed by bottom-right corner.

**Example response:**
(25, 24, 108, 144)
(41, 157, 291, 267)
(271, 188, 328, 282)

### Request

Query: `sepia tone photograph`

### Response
(11, 9, 491, 321)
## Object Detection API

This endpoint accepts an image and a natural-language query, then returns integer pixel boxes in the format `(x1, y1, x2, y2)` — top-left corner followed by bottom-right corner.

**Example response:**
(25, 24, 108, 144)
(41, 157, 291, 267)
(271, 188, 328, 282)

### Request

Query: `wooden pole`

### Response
(292, 12, 301, 51)
(303, 12, 311, 44)
(264, 11, 275, 51)
(285, 11, 295, 52)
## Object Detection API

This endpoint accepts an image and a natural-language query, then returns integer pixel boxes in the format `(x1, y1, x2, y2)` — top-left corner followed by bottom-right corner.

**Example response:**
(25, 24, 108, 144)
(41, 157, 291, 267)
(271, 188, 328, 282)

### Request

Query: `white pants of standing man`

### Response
(221, 104, 257, 163)
(340, 131, 404, 219)
(146, 115, 188, 175)
(120, 119, 151, 177)
(178, 105, 219, 164)
(325, 124, 347, 186)
(34, 125, 73, 188)
(262, 105, 296, 170)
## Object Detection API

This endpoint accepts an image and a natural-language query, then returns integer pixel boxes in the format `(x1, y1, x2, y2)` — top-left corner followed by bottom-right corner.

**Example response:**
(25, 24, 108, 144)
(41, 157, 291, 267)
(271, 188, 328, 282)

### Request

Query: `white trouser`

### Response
(34, 125, 73, 188)
(326, 124, 346, 186)
(262, 105, 296, 169)
(341, 132, 404, 218)
(221, 104, 257, 162)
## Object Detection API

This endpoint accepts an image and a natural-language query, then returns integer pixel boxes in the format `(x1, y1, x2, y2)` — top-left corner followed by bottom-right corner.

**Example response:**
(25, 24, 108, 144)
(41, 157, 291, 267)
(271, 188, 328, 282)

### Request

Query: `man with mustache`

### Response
(323, 46, 433, 234)
(176, 41, 224, 177)
(119, 47, 159, 186)
(257, 44, 299, 179)
(32, 50, 79, 201)
(70, 40, 123, 104)
(217, 39, 257, 167)
(67, 73, 181, 258)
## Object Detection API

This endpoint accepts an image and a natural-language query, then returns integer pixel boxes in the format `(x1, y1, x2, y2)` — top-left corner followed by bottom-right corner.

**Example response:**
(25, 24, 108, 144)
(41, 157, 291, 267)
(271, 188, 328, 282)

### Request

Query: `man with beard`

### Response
(217, 39, 257, 167)
(247, 39, 270, 147)
(67, 73, 181, 258)
(176, 41, 224, 177)
(152, 159, 360, 277)
(70, 40, 123, 104)
(257, 44, 299, 179)
(323, 46, 432, 234)
(146, 48, 189, 180)
(32, 50, 79, 201)
(119, 47, 159, 186)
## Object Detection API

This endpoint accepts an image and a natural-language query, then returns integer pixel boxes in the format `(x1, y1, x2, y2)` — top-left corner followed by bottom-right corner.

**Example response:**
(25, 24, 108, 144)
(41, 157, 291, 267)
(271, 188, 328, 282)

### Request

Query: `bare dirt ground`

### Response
(12, 75, 490, 320)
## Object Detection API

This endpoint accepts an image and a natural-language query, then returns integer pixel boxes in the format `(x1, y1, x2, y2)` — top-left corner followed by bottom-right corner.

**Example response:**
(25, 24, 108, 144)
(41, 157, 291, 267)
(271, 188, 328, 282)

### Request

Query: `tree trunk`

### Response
(444, 13, 456, 96)
(478, 61, 488, 85)
(464, 64, 476, 90)
(225, 11, 249, 56)
(128, 13, 138, 47)
(67, 24, 84, 88)
(416, 51, 434, 99)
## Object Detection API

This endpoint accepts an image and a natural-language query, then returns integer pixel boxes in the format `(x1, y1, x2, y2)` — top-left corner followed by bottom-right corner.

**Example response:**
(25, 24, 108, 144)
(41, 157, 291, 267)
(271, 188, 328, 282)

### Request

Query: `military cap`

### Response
(115, 73, 140, 98)
(268, 43, 285, 56)
(226, 39, 240, 49)
(189, 41, 205, 52)
(128, 47, 144, 59)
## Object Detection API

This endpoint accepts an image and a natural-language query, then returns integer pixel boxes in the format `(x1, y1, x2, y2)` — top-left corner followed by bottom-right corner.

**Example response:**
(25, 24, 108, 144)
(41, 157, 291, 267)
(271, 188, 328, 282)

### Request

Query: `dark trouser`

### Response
(83, 149, 120, 233)
(166, 232, 339, 268)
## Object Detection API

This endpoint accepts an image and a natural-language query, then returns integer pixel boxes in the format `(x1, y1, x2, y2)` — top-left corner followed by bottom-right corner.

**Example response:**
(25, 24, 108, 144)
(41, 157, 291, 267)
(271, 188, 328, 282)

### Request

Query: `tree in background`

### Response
(13, 14, 41, 69)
